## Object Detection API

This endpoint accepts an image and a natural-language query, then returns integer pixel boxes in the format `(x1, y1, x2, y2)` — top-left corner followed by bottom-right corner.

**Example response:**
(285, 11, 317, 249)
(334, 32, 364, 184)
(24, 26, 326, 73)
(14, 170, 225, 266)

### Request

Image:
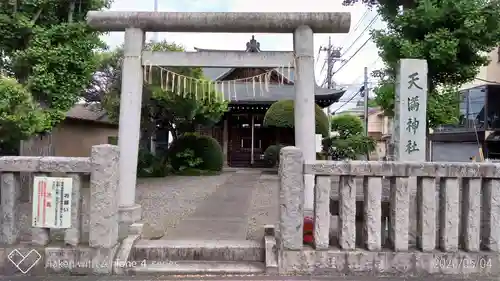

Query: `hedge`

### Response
(263, 100, 329, 137)
(168, 133, 224, 172)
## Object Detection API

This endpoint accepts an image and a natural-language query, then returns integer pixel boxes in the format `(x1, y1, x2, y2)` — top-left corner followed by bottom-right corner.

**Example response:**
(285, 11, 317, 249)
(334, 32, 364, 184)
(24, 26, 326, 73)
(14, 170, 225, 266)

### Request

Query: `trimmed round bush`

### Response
(263, 144, 285, 167)
(263, 100, 329, 137)
(168, 133, 224, 172)
(137, 148, 169, 177)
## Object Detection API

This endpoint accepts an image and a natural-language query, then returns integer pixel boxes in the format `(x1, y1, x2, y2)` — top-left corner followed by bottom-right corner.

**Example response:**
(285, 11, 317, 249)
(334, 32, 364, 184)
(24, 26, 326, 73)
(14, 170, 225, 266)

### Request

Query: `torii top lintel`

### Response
(86, 12, 351, 33)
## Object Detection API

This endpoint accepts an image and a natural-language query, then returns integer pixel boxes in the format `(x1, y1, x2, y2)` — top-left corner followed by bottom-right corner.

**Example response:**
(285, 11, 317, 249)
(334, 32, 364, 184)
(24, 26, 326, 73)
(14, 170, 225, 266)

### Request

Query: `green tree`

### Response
(93, 40, 228, 141)
(322, 114, 376, 160)
(0, 76, 45, 153)
(0, 0, 110, 146)
(346, 0, 500, 129)
(367, 98, 378, 108)
(263, 100, 330, 137)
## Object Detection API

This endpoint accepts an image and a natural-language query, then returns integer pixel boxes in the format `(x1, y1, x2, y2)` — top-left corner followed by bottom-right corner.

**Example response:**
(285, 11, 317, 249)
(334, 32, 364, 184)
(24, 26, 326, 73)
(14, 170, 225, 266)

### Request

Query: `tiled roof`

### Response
(196, 36, 340, 104)
(65, 104, 114, 124)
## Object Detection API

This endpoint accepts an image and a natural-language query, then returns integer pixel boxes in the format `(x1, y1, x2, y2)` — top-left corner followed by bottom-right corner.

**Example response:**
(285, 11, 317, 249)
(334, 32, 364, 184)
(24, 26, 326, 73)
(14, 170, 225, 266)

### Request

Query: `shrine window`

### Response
(240, 137, 252, 148)
(254, 139, 262, 149)
(239, 138, 262, 149)
(231, 114, 251, 128)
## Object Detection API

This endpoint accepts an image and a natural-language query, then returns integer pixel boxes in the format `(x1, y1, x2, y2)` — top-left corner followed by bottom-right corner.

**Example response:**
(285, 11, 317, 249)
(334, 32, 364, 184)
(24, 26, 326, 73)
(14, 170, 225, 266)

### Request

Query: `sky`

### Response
(102, 0, 385, 112)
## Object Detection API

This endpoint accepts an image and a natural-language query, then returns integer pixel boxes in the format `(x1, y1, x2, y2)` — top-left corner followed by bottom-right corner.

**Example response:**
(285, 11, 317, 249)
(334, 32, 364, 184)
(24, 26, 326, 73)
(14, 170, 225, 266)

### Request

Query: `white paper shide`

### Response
(32, 177, 73, 229)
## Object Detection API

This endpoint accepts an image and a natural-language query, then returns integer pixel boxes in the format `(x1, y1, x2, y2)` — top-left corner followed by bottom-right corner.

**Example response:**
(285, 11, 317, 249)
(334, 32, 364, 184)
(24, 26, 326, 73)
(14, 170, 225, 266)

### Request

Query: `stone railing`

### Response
(278, 146, 500, 276)
(0, 144, 120, 274)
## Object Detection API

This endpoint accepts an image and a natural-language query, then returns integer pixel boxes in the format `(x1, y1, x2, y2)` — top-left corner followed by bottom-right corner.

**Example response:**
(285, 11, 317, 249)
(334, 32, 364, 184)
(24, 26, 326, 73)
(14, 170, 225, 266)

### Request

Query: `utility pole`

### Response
(321, 37, 343, 91)
(320, 37, 343, 133)
(153, 0, 159, 42)
(363, 66, 369, 136)
(326, 37, 333, 90)
(362, 66, 369, 160)
(150, 0, 159, 155)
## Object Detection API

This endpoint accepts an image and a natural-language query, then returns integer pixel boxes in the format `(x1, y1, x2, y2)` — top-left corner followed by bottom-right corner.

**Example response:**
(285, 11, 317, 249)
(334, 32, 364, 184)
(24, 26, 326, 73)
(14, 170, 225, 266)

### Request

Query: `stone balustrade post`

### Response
(279, 146, 304, 250)
(89, 144, 120, 274)
(483, 178, 500, 252)
(0, 173, 20, 244)
(314, 176, 331, 250)
(417, 177, 437, 251)
(364, 176, 382, 251)
(439, 178, 460, 251)
(390, 177, 409, 251)
(339, 175, 356, 250)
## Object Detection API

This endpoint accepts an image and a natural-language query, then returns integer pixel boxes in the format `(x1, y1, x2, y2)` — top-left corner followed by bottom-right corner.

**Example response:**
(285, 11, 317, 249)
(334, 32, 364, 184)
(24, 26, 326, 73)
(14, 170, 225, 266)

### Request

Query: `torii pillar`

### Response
(293, 25, 316, 212)
(86, 11, 351, 224)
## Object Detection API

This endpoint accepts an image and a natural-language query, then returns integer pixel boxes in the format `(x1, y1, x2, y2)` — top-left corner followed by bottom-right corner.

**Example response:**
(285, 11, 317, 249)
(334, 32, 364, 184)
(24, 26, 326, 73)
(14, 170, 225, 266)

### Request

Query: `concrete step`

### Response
(130, 260, 266, 275)
(131, 239, 264, 262)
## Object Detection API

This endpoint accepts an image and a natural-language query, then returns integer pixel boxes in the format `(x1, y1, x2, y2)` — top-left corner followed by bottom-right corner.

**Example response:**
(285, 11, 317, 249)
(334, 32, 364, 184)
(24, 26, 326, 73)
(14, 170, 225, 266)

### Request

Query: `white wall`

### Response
(431, 142, 481, 162)
(461, 48, 500, 90)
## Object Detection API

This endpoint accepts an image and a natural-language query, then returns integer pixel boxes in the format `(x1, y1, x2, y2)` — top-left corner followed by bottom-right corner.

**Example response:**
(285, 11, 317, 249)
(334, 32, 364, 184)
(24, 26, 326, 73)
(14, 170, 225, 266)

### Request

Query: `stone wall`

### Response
(278, 146, 500, 277)
(0, 144, 120, 274)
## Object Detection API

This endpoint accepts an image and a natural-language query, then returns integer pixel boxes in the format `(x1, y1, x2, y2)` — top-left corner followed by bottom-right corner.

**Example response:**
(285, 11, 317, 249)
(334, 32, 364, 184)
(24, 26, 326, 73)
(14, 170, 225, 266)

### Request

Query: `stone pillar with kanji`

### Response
(393, 59, 428, 161)
(392, 58, 428, 248)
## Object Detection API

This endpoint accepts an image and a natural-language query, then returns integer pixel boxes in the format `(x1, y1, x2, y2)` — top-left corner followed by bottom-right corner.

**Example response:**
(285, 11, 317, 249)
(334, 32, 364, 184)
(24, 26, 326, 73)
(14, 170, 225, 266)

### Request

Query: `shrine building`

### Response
(193, 36, 346, 167)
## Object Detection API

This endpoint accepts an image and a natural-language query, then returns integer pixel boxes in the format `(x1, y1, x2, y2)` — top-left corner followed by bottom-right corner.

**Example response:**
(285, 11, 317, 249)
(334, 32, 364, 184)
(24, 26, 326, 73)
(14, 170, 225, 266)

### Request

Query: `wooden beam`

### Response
(142, 51, 294, 67)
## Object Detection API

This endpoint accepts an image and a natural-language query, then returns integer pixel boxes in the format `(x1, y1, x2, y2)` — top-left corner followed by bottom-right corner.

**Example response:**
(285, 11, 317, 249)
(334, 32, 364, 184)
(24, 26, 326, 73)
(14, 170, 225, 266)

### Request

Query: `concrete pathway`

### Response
(162, 171, 260, 240)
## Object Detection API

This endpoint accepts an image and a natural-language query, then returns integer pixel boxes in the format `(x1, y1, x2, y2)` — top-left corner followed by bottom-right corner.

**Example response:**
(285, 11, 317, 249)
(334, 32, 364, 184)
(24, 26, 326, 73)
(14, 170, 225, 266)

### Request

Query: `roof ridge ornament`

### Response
(246, 35, 260, 52)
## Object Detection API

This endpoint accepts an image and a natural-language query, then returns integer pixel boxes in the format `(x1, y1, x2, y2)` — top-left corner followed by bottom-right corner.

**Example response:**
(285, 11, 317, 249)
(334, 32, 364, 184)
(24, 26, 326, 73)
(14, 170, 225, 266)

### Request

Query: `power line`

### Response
(332, 89, 363, 114)
(341, 15, 379, 57)
(318, 9, 372, 75)
(474, 77, 500, 85)
(333, 36, 373, 76)
(338, 8, 371, 51)
(351, 9, 371, 34)
(321, 13, 377, 73)
(330, 17, 379, 78)
(320, 45, 342, 75)
(319, 37, 343, 88)
(315, 45, 324, 67)
(337, 82, 374, 87)
(344, 57, 381, 87)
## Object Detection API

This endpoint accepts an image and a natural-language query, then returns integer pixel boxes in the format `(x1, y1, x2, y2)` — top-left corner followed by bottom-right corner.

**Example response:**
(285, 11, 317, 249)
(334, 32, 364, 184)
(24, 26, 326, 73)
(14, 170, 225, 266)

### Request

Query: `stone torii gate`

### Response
(86, 11, 351, 226)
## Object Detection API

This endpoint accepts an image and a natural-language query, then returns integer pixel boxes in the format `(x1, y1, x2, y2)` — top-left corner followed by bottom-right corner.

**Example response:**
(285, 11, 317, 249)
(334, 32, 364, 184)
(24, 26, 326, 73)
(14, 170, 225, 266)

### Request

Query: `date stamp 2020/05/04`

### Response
(434, 256, 492, 269)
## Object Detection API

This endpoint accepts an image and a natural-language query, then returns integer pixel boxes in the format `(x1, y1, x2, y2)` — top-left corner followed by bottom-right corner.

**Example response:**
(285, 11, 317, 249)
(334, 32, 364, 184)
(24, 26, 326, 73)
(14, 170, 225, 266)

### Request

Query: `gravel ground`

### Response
(136, 174, 232, 238)
(15, 173, 232, 242)
(246, 173, 279, 241)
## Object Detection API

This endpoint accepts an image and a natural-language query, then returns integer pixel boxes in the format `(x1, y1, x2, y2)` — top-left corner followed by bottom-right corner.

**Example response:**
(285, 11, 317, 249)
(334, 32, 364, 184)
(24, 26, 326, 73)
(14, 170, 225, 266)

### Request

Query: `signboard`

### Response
(32, 177, 73, 229)
(394, 59, 428, 161)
